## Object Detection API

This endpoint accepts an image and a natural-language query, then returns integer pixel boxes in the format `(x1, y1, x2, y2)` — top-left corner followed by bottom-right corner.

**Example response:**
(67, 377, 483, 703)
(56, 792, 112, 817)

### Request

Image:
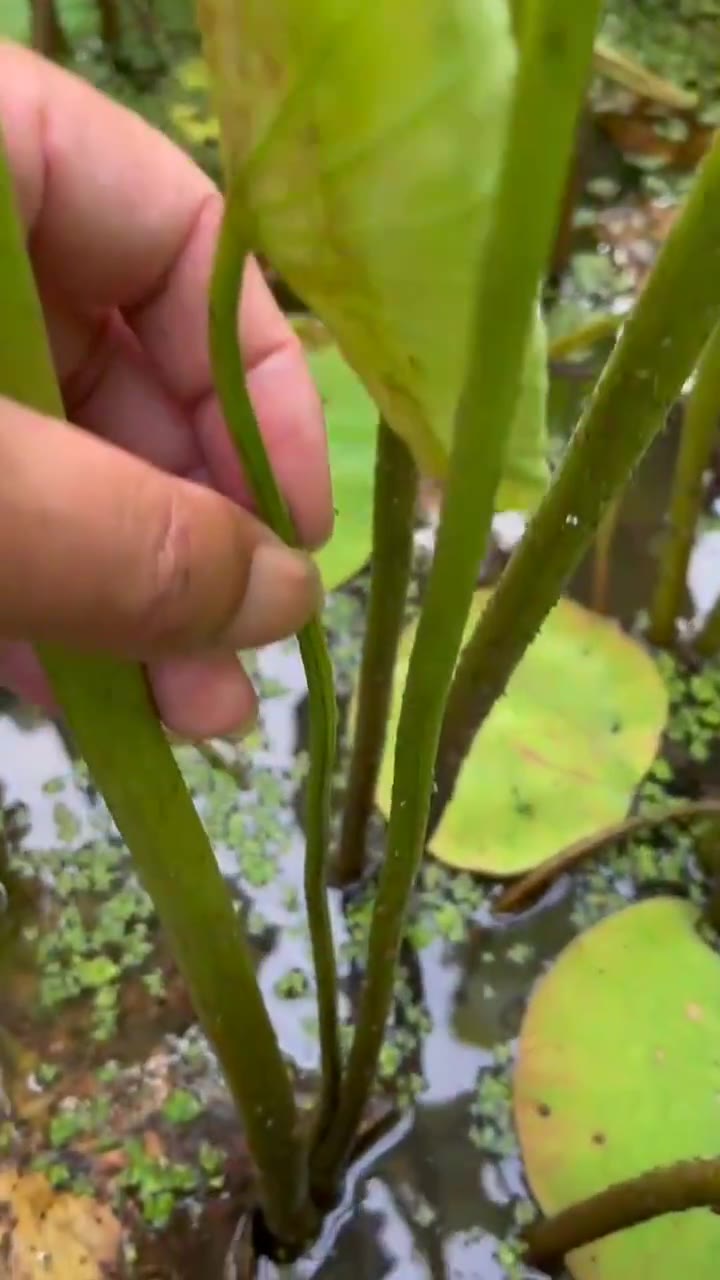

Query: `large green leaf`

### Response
(305, 343, 376, 590)
(306, 333, 550, 589)
(374, 593, 667, 875)
(514, 898, 720, 1278)
(197, 0, 549, 511)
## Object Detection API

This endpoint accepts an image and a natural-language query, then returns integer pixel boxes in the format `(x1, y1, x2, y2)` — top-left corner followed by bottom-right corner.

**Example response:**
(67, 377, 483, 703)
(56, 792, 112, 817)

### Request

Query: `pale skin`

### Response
(0, 44, 333, 740)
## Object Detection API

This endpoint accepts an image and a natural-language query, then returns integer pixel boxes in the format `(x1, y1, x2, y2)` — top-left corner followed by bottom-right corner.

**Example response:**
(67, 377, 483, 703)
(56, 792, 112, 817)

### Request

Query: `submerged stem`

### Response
(0, 128, 312, 1245)
(591, 495, 620, 614)
(695, 591, 720, 658)
(209, 190, 341, 1143)
(334, 422, 418, 887)
(523, 1158, 720, 1272)
(433, 128, 720, 829)
(648, 321, 720, 648)
(310, 0, 601, 1192)
(548, 312, 621, 363)
(496, 800, 720, 914)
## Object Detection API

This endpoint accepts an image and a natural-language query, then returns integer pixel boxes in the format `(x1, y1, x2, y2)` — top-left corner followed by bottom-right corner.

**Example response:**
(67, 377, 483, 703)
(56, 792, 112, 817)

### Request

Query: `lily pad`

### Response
(375, 593, 667, 875)
(514, 898, 720, 1278)
(306, 342, 377, 590)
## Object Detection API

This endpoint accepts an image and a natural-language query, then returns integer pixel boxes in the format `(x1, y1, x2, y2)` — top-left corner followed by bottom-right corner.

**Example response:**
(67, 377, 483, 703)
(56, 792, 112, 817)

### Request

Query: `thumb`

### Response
(0, 396, 321, 658)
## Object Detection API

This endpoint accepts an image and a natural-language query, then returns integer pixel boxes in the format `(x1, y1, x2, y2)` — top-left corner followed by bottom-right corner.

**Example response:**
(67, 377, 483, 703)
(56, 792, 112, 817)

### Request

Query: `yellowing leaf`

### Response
(373, 594, 668, 875)
(197, 0, 549, 511)
(0, 1169, 122, 1278)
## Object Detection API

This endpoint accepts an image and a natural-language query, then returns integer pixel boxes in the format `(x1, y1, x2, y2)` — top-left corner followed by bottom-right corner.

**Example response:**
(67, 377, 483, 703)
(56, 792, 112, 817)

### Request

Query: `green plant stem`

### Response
(648, 321, 720, 648)
(509, 0, 526, 42)
(309, 0, 601, 1194)
(591, 494, 620, 614)
(523, 1158, 720, 1272)
(496, 799, 720, 913)
(695, 591, 720, 657)
(0, 128, 313, 1246)
(209, 190, 341, 1143)
(548, 313, 621, 363)
(334, 422, 418, 887)
(432, 127, 720, 830)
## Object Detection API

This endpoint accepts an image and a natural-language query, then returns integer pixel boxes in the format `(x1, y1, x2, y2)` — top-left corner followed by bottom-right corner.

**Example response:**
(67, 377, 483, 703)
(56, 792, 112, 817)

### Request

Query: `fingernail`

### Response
(222, 542, 323, 650)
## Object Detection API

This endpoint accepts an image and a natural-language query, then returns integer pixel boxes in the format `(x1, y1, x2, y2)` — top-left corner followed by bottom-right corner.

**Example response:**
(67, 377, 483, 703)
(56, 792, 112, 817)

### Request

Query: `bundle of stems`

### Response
(206, 0, 602, 1205)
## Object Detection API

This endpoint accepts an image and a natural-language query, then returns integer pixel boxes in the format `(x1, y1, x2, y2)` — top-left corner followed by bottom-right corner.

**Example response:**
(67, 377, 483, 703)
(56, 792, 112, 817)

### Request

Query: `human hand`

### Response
(0, 44, 332, 740)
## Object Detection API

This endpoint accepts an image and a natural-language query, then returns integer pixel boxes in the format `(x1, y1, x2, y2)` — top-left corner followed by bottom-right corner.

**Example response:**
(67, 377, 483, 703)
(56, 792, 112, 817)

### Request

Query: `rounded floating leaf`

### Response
(197, 0, 548, 510)
(304, 339, 377, 590)
(375, 593, 667, 875)
(515, 898, 720, 1278)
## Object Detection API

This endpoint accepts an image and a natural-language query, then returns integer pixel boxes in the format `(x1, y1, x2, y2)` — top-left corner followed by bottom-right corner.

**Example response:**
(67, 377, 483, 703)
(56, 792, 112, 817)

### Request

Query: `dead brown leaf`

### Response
(0, 1168, 122, 1278)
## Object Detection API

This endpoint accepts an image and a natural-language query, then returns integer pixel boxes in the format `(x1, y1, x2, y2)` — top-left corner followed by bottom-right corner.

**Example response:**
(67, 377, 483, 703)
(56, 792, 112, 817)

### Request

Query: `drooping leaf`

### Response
(515, 898, 720, 1278)
(197, 0, 549, 511)
(374, 593, 667, 875)
(303, 326, 546, 590)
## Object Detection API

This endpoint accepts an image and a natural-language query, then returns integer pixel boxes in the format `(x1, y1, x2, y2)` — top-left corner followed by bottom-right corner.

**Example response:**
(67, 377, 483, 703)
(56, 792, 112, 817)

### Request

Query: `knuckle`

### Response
(135, 492, 197, 650)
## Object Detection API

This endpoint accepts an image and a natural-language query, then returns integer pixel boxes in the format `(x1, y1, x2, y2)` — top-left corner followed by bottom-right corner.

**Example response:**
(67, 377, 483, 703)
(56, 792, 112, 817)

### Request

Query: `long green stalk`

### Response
(309, 0, 601, 1191)
(648, 321, 720, 647)
(334, 422, 418, 887)
(696, 592, 720, 658)
(548, 313, 621, 363)
(523, 1158, 720, 1271)
(497, 799, 720, 914)
(432, 128, 720, 826)
(0, 129, 313, 1246)
(591, 495, 620, 614)
(209, 191, 341, 1143)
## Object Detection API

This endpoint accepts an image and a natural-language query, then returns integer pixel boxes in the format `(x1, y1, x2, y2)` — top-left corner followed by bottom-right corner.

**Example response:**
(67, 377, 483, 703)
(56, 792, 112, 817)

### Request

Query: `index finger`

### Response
(0, 42, 332, 543)
(1, 42, 214, 315)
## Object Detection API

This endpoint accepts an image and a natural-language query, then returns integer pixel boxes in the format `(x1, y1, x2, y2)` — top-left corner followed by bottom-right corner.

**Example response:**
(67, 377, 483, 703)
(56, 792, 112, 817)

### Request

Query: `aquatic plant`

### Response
(199, 0, 597, 1218)
(7, 0, 720, 1268)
